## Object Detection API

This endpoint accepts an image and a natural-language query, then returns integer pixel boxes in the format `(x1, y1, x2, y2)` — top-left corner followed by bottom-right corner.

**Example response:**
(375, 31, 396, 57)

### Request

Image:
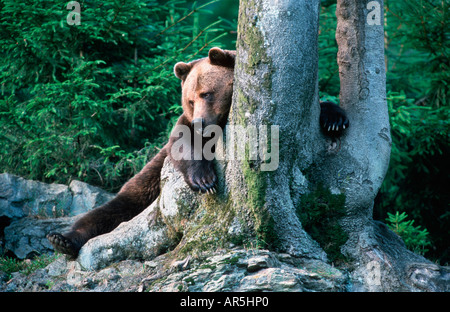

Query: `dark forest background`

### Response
(0, 0, 448, 264)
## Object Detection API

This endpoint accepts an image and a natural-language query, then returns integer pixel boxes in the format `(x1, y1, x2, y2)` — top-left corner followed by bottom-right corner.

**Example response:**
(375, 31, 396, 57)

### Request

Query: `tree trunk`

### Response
(226, 0, 325, 258)
(227, 0, 394, 260)
(331, 0, 447, 291)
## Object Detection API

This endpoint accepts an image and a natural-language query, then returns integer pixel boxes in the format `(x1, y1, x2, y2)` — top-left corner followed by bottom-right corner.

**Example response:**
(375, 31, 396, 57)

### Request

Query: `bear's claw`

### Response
(187, 165, 217, 194)
(320, 101, 349, 137)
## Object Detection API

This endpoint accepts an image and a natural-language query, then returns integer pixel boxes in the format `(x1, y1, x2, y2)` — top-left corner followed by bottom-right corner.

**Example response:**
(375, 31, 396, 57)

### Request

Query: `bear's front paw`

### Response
(186, 161, 217, 194)
(320, 101, 349, 137)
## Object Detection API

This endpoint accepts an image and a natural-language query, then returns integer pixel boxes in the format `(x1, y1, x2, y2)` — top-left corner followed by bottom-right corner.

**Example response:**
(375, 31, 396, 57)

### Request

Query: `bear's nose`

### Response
(191, 118, 204, 135)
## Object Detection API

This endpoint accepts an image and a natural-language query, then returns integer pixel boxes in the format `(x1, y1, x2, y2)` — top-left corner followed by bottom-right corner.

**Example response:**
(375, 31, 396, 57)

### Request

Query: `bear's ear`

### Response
(174, 62, 192, 81)
(208, 47, 236, 68)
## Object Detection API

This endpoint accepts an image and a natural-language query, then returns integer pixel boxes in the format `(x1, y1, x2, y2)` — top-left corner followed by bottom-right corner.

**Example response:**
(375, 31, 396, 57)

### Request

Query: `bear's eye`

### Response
(200, 92, 213, 100)
(188, 100, 194, 107)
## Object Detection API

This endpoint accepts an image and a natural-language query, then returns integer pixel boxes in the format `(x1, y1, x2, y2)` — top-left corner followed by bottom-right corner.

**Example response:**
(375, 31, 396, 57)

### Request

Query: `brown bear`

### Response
(47, 47, 348, 257)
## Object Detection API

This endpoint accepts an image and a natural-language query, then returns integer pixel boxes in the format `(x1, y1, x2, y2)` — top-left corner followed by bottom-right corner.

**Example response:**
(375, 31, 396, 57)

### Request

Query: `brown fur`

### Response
(47, 48, 236, 257)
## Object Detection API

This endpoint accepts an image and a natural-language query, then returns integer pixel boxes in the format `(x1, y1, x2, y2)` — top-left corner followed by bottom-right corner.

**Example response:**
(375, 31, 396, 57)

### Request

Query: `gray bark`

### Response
(331, 0, 447, 291)
(227, 0, 325, 258)
(334, 0, 391, 228)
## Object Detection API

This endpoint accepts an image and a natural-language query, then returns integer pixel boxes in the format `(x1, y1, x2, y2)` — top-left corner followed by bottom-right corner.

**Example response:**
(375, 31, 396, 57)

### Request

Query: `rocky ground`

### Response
(0, 172, 350, 293)
(1, 173, 448, 293)
(0, 247, 348, 292)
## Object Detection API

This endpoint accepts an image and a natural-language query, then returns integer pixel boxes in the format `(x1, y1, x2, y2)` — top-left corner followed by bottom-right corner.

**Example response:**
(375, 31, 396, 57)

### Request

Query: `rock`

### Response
(77, 202, 172, 271)
(4, 216, 78, 258)
(66, 261, 89, 288)
(1, 240, 445, 292)
(0, 173, 114, 259)
(0, 248, 349, 292)
(46, 255, 69, 277)
(0, 173, 114, 220)
(144, 248, 347, 292)
(68, 180, 115, 217)
(0, 271, 8, 283)
(247, 252, 278, 272)
(239, 268, 302, 291)
(1, 168, 448, 292)
(203, 272, 246, 292)
(0, 173, 72, 219)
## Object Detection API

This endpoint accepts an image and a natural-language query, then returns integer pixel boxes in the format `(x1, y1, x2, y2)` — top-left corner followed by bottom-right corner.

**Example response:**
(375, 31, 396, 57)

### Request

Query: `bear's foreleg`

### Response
(47, 145, 169, 257)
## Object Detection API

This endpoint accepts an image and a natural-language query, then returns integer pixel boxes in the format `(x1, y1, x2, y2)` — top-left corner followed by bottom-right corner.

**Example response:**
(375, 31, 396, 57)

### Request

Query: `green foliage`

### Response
(385, 91, 449, 182)
(377, 0, 449, 264)
(0, 0, 230, 191)
(296, 184, 348, 263)
(376, 90, 449, 263)
(0, 254, 58, 279)
(385, 0, 449, 108)
(386, 211, 431, 255)
(318, 3, 339, 97)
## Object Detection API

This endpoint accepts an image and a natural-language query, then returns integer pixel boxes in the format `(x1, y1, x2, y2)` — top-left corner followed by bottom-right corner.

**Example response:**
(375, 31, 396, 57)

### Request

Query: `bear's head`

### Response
(174, 47, 235, 135)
